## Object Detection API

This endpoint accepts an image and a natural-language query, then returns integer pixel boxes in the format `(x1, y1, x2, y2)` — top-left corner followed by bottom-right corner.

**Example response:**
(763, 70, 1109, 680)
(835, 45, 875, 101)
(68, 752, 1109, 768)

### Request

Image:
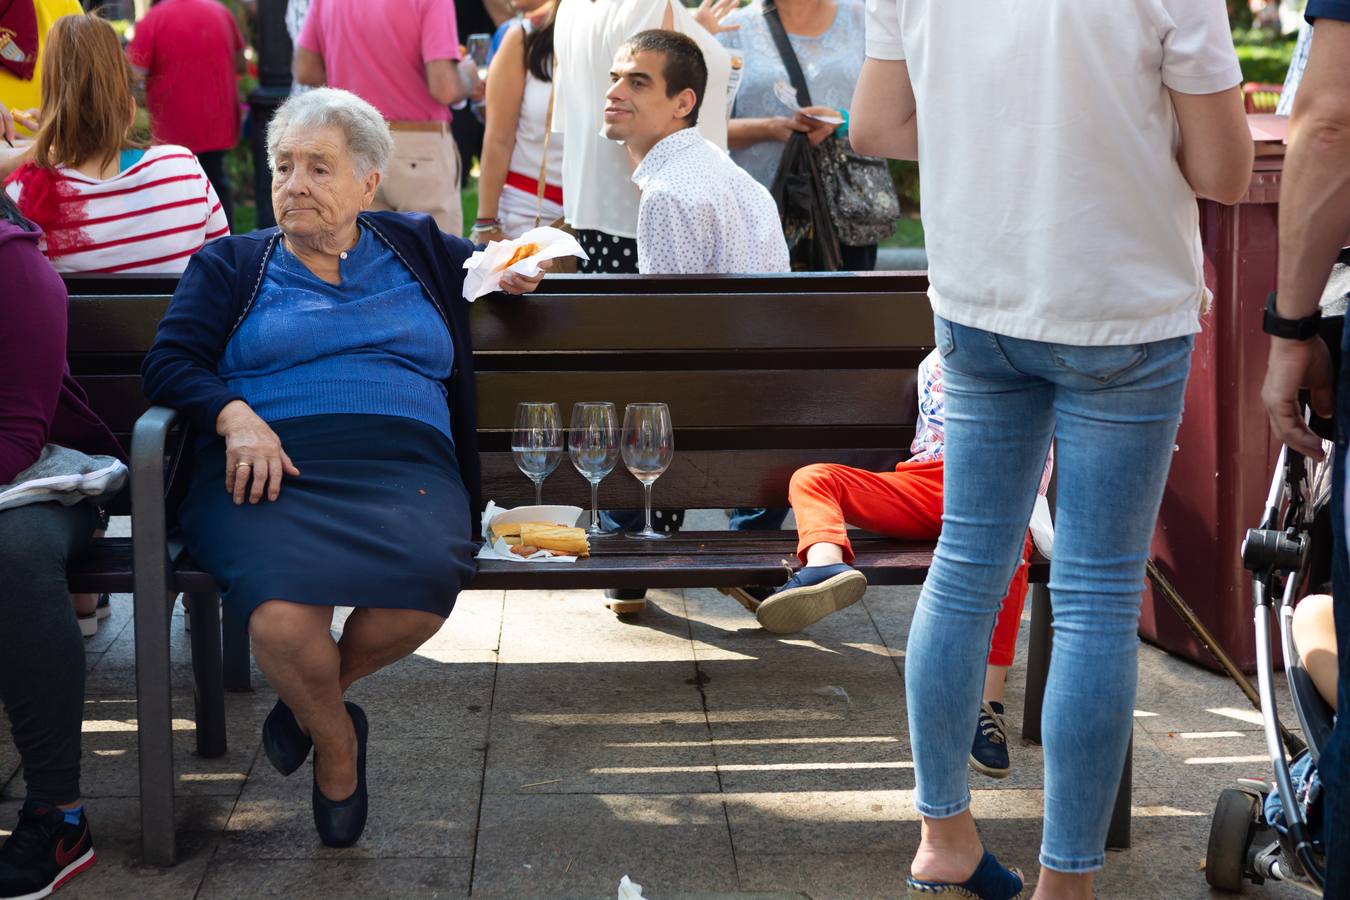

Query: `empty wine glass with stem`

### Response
(568, 402, 619, 534)
(620, 402, 674, 539)
(512, 402, 562, 505)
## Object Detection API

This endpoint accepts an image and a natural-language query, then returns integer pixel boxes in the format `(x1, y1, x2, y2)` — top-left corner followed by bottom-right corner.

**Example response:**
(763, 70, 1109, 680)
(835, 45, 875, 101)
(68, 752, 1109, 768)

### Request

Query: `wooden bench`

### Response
(62, 271, 1121, 867)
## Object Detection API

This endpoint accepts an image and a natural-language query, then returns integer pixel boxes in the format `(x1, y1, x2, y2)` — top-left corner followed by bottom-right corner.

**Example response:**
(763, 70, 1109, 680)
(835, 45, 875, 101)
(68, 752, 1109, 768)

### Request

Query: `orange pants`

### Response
(788, 458, 1032, 667)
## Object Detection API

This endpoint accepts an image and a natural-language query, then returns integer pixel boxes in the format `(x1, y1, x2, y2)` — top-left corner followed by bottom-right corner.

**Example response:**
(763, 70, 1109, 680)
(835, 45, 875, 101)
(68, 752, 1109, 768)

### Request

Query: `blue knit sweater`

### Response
(142, 211, 484, 520)
(218, 227, 454, 438)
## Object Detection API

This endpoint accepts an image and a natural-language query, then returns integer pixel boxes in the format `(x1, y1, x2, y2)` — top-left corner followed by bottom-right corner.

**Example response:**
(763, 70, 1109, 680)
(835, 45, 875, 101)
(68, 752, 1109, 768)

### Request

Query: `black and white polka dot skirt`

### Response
(577, 229, 639, 274)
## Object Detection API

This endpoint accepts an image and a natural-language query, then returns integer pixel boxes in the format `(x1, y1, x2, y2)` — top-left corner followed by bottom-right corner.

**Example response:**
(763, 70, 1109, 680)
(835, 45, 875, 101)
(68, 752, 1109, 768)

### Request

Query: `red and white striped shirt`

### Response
(3, 145, 229, 274)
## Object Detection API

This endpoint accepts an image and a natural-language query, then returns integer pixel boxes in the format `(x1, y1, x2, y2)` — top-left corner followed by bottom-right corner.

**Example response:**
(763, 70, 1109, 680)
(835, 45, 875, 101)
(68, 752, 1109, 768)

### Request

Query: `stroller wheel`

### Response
(1207, 788, 1259, 892)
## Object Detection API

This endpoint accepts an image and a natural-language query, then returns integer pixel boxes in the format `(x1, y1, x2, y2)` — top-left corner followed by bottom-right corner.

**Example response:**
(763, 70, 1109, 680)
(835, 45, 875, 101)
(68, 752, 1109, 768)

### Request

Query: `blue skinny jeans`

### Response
(905, 315, 1193, 872)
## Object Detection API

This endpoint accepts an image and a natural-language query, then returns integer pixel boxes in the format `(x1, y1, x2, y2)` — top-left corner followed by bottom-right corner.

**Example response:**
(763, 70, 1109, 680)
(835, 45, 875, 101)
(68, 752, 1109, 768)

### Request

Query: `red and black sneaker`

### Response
(0, 801, 95, 899)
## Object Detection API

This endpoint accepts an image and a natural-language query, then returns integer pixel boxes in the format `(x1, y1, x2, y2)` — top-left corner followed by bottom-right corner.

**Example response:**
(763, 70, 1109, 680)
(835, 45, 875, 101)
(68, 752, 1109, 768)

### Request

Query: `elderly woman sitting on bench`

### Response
(143, 88, 548, 849)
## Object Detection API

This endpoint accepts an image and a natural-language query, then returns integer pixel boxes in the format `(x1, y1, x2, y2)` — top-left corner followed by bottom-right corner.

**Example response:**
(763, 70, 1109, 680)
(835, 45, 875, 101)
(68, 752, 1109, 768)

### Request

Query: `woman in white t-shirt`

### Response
(472, 3, 565, 241)
(844, 2, 1254, 898)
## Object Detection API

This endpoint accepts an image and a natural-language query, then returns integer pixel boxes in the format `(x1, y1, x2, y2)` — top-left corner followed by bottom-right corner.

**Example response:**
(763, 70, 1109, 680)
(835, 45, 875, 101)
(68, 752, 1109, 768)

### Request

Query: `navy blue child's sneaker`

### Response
(970, 701, 1012, 779)
(754, 564, 867, 634)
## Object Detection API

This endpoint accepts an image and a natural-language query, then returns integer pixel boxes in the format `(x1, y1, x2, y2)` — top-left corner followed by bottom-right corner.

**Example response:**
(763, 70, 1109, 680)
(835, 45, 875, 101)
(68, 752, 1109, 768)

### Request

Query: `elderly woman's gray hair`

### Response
(266, 88, 394, 179)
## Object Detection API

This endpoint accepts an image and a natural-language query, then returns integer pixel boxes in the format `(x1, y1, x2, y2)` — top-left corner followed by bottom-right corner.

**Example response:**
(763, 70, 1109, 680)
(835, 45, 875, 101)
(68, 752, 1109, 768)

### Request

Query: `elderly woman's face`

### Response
(271, 125, 379, 243)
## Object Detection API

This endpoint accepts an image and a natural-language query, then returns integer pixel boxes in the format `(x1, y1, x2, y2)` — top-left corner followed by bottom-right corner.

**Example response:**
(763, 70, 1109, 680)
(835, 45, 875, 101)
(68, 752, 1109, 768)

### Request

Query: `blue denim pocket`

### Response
(1049, 343, 1148, 385)
(934, 315, 956, 357)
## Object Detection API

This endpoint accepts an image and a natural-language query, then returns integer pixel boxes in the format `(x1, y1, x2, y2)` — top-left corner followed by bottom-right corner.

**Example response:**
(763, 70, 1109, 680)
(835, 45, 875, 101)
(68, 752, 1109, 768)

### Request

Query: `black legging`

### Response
(0, 501, 98, 805)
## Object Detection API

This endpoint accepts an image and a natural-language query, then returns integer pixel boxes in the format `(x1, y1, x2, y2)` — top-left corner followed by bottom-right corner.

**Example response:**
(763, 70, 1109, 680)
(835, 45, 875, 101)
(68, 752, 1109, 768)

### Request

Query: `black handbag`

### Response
(769, 129, 844, 272)
(763, 2, 900, 249)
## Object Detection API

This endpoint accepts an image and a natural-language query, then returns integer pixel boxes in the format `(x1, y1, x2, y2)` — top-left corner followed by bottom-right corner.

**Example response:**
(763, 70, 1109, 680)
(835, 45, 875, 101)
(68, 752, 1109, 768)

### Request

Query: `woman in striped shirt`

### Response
(3, 13, 227, 274)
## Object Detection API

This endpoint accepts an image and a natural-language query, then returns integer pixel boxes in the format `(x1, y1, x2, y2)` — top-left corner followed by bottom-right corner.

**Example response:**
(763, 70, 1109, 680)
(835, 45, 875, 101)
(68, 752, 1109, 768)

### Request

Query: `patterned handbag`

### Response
(813, 136, 900, 247)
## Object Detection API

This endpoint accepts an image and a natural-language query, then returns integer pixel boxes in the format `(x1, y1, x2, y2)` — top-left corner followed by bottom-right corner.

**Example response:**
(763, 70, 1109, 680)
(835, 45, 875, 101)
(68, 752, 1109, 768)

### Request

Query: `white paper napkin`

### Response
(462, 226, 589, 301)
(476, 501, 587, 563)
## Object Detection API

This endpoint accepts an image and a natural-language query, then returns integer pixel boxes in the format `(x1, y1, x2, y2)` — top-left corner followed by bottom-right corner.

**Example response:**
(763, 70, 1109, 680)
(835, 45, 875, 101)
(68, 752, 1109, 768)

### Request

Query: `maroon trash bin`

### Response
(1140, 116, 1288, 671)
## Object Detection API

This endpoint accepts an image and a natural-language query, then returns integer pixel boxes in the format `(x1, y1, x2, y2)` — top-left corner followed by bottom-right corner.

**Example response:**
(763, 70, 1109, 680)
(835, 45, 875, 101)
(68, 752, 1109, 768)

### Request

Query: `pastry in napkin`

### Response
(492, 521, 590, 557)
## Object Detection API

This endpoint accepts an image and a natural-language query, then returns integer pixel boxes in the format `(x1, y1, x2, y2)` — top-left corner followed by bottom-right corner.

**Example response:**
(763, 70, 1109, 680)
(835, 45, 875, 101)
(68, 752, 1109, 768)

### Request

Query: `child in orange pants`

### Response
(733, 350, 1044, 777)
(757, 457, 1034, 779)
(786, 457, 1033, 673)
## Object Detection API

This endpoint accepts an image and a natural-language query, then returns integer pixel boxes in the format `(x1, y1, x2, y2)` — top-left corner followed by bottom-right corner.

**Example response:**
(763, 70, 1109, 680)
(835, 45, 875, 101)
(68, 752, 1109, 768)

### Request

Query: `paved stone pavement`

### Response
(0, 518, 1315, 899)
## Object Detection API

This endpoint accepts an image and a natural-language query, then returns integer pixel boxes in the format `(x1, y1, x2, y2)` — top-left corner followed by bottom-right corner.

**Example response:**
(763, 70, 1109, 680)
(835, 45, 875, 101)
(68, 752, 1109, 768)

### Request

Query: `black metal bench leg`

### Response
(222, 603, 252, 693)
(134, 590, 177, 867)
(187, 592, 227, 759)
(1021, 583, 1052, 744)
(1106, 734, 1132, 850)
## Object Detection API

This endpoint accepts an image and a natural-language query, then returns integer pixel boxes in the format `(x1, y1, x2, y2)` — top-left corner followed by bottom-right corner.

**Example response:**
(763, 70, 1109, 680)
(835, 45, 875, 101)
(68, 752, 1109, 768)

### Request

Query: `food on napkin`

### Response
(496, 242, 542, 272)
(490, 520, 538, 543)
(462, 226, 589, 301)
(520, 523, 589, 557)
(493, 521, 589, 557)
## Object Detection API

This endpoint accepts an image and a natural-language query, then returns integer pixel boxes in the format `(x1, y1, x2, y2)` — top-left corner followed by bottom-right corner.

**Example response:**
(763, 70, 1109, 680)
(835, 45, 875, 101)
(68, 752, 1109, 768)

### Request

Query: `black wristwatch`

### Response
(1263, 292, 1322, 341)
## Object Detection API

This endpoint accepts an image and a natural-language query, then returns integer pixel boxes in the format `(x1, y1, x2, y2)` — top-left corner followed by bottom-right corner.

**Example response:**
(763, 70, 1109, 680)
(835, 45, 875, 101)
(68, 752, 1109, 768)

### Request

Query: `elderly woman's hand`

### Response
(499, 258, 552, 295)
(216, 400, 302, 505)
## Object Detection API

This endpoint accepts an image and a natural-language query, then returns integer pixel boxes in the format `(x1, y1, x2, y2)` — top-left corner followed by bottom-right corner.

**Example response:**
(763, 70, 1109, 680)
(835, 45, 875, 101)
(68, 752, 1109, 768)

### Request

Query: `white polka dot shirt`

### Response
(631, 128, 790, 275)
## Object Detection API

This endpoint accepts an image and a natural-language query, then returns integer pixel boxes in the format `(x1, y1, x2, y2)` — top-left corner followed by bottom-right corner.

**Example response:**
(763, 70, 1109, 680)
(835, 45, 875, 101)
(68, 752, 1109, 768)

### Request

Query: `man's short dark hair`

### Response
(625, 29, 708, 127)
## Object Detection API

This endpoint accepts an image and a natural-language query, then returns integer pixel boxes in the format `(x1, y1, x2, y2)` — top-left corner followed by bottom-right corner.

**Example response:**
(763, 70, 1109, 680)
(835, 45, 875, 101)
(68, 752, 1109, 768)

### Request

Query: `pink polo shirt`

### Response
(296, 0, 460, 123)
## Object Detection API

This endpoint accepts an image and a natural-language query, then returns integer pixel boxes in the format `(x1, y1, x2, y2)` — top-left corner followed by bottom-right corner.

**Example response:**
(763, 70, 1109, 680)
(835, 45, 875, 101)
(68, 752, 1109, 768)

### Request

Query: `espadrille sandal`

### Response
(906, 851, 1024, 899)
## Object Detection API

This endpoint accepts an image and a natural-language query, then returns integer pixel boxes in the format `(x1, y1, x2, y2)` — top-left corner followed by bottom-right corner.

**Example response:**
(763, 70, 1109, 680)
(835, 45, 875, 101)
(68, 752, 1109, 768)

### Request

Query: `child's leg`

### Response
(1292, 593, 1338, 710)
(984, 532, 1035, 703)
(789, 460, 946, 565)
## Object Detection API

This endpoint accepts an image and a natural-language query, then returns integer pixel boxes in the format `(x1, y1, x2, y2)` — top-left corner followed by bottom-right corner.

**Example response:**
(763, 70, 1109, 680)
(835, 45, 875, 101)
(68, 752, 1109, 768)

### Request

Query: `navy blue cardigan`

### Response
(142, 211, 483, 519)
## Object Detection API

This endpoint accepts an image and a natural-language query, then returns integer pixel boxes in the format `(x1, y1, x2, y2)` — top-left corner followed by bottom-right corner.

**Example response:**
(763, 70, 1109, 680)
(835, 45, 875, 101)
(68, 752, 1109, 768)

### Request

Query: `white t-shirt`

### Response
(865, 0, 1243, 346)
(552, 0, 731, 238)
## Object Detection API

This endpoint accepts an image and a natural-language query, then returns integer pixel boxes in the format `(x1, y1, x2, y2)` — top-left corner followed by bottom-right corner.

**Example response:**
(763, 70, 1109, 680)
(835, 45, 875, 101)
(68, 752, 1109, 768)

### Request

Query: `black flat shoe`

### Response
(262, 698, 313, 776)
(312, 701, 368, 848)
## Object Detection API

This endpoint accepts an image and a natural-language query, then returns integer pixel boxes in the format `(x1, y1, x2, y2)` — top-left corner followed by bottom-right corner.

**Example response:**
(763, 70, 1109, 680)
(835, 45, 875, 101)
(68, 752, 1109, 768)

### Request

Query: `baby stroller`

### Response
(1203, 389, 1338, 893)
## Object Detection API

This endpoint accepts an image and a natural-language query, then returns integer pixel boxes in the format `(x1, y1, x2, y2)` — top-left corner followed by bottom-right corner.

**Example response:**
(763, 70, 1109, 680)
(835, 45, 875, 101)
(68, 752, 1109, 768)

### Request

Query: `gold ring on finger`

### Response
(235, 461, 254, 470)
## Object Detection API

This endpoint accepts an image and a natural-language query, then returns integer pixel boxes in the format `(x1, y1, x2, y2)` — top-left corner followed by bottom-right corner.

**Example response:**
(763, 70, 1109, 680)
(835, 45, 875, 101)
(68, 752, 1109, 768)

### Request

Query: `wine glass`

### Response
(512, 402, 562, 505)
(568, 402, 619, 535)
(466, 33, 492, 82)
(620, 403, 674, 539)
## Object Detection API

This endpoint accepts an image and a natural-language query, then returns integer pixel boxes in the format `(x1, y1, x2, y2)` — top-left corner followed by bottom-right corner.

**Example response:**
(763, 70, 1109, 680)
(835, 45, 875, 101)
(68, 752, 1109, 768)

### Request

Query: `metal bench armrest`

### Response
(129, 404, 181, 867)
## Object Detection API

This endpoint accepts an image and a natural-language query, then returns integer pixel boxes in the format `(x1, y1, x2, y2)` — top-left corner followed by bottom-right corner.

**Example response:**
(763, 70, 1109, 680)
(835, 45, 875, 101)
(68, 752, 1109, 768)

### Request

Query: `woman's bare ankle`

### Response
(1031, 867, 1093, 900)
(911, 813, 985, 883)
(312, 720, 358, 799)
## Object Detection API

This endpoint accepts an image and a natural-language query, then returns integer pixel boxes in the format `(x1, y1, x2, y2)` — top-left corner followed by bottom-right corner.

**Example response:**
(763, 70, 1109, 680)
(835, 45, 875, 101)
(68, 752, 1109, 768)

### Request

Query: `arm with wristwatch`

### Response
(1261, 17, 1350, 461)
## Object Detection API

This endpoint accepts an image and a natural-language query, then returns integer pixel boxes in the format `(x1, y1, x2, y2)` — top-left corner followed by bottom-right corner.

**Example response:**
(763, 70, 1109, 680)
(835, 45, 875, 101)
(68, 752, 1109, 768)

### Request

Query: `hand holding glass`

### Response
(569, 402, 619, 535)
(621, 403, 674, 539)
(512, 402, 562, 505)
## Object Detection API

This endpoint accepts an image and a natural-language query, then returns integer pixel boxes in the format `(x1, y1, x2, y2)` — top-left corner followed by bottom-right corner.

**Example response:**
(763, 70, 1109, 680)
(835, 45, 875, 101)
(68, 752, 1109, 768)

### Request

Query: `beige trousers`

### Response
(372, 128, 463, 235)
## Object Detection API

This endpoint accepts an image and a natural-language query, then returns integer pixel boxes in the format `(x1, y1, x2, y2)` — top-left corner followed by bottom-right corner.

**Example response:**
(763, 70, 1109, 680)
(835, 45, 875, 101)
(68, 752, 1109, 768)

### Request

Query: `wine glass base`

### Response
(585, 524, 619, 536)
(625, 529, 670, 540)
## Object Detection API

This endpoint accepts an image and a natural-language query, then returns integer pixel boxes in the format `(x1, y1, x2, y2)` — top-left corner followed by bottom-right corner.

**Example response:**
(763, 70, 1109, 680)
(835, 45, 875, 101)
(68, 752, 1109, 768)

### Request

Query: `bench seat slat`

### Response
(68, 535, 1048, 594)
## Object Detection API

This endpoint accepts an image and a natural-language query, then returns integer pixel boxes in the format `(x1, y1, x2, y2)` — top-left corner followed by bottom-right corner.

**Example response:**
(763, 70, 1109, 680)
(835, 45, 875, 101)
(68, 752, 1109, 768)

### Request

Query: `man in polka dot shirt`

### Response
(602, 29, 790, 275)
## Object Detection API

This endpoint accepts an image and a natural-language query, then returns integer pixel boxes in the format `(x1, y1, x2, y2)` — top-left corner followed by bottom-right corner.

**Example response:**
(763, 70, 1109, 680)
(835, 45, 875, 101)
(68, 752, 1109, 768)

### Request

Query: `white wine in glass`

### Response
(568, 402, 619, 534)
(620, 402, 673, 539)
(512, 402, 562, 505)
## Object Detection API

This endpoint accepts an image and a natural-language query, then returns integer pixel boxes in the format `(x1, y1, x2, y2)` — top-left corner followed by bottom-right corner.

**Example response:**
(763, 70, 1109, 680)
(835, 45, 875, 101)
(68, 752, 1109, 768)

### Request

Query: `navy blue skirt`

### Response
(180, 414, 476, 621)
